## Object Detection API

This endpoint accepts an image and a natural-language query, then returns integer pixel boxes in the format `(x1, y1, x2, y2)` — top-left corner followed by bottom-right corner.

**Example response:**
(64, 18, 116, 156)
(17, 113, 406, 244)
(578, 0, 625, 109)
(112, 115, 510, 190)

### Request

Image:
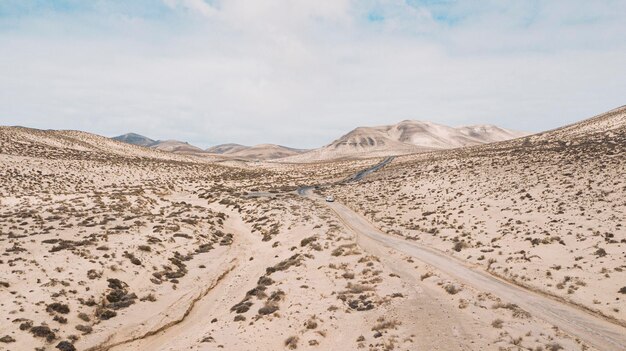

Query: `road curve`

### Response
(299, 186, 626, 350)
(342, 156, 394, 183)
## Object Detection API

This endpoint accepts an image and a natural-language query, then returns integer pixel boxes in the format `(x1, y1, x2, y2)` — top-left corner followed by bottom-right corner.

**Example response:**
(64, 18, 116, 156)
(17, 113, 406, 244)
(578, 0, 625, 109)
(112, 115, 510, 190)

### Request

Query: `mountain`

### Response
(149, 140, 206, 154)
(112, 134, 303, 160)
(1, 128, 199, 162)
(204, 143, 308, 160)
(225, 144, 307, 160)
(112, 133, 209, 156)
(205, 143, 249, 154)
(112, 120, 526, 162)
(281, 120, 528, 162)
(112, 132, 155, 147)
(523, 104, 626, 142)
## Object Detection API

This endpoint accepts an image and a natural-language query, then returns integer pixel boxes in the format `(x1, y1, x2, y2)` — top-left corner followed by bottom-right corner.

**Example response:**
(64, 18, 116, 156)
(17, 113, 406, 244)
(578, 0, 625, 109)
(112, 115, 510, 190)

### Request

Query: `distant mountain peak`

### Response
(112, 133, 155, 147)
(112, 133, 206, 155)
(111, 119, 529, 163)
(281, 120, 528, 162)
(205, 143, 249, 155)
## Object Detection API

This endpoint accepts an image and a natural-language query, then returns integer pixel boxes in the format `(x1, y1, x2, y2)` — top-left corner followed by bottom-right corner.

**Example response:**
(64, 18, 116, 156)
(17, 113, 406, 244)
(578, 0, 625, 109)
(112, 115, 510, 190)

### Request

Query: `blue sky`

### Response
(0, 0, 625, 148)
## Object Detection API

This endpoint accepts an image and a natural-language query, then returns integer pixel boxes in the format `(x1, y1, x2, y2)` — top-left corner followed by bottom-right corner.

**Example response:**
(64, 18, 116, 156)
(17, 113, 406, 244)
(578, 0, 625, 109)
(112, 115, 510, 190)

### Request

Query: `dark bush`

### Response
(258, 304, 279, 315)
(265, 254, 302, 275)
(246, 285, 267, 298)
(284, 336, 298, 349)
(47, 303, 70, 314)
(231, 300, 253, 314)
(300, 236, 316, 247)
(75, 325, 92, 335)
(257, 276, 274, 286)
(53, 315, 67, 324)
(98, 309, 117, 320)
(444, 284, 460, 295)
(107, 278, 126, 290)
(56, 340, 76, 351)
(30, 325, 56, 342)
(0, 335, 15, 343)
(452, 241, 467, 252)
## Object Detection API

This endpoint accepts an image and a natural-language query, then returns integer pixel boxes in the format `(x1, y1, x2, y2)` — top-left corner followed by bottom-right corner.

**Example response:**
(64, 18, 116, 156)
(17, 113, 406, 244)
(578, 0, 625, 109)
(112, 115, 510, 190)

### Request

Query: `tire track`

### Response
(320, 195, 626, 350)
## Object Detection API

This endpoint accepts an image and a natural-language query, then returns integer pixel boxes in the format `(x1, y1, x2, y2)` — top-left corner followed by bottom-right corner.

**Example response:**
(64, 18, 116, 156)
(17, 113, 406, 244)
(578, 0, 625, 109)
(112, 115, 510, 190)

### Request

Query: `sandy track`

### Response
(77, 209, 253, 351)
(107, 210, 269, 351)
(307, 191, 626, 351)
(346, 216, 480, 350)
(85, 265, 236, 351)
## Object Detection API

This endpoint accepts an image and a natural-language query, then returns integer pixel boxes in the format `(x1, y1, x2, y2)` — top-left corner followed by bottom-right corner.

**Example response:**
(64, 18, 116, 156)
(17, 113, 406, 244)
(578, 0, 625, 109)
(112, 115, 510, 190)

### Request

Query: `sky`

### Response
(0, 0, 625, 149)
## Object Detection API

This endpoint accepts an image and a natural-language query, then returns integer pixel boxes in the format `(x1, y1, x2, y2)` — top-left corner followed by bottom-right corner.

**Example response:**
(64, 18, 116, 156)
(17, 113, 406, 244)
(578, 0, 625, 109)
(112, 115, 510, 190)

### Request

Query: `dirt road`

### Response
(305, 190, 626, 351)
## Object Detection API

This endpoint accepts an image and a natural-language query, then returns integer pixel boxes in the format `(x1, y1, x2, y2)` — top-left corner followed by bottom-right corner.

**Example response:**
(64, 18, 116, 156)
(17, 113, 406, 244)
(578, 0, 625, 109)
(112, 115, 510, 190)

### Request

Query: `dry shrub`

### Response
(285, 336, 298, 349)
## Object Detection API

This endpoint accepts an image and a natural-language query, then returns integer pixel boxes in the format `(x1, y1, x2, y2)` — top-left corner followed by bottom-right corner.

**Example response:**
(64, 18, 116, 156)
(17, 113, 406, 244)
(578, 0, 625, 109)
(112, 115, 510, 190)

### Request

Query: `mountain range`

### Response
(112, 120, 527, 162)
(281, 121, 527, 162)
(112, 133, 206, 155)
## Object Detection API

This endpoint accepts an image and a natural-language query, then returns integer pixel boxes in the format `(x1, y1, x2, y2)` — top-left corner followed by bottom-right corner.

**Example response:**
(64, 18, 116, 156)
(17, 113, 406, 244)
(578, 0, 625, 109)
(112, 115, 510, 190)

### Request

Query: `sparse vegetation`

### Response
(492, 302, 531, 319)
(0, 108, 623, 351)
(444, 284, 460, 295)
(285, 336, 299, 349)
(258, 303, 279, 316)
(491, 319, 503, 328)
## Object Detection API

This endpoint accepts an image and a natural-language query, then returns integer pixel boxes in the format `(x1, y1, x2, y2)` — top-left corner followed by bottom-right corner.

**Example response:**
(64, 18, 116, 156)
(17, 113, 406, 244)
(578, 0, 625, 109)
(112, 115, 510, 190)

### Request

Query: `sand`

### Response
(0, 106, 624, 350)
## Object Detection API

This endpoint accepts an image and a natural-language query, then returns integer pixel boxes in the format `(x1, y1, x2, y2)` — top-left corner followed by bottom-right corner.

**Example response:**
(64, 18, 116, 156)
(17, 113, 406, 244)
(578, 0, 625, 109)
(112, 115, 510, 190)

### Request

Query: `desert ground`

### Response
(1, 106, 625, 351)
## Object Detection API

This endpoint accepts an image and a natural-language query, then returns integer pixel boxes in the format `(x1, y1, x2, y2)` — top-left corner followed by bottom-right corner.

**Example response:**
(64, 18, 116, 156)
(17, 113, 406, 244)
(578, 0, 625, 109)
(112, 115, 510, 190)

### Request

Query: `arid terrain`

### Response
(281, 120, 528, 163)
(1, 106, 625, 351)
(113, 120, 525, 162)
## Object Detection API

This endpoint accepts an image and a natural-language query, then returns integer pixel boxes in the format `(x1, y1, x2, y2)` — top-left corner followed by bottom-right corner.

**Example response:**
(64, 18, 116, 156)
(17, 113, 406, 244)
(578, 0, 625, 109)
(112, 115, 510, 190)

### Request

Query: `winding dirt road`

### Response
(302, 187, 626, 350)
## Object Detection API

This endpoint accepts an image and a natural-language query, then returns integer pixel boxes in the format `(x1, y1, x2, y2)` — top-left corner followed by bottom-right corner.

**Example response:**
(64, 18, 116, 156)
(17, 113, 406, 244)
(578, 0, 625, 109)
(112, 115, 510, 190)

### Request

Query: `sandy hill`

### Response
(223, 144, 307, 160)
(112, 133, 211, 157)
(525, 104, 626, 142)
(112, 134, 305, 161)
(148, 139, 206, 154)
(205, 143, 308, 160)
(205, 143, 249, 154)
(1, 127, 202, 163)
(329, 105, 626, 331)
(384, 120, 526, 149)
(282, 120, 527, 162)
(1, 107, 623, 351)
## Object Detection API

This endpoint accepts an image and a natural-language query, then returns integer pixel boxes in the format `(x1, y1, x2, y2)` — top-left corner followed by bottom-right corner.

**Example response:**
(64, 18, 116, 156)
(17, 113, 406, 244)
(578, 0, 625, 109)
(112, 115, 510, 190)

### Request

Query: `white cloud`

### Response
(162, 0, 217, 17)
(0, 1, 624, 148)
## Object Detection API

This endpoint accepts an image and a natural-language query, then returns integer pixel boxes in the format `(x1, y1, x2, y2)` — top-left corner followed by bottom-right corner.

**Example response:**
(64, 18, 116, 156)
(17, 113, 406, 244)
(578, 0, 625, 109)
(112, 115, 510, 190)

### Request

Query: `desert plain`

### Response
(0, 106, 625, 351)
